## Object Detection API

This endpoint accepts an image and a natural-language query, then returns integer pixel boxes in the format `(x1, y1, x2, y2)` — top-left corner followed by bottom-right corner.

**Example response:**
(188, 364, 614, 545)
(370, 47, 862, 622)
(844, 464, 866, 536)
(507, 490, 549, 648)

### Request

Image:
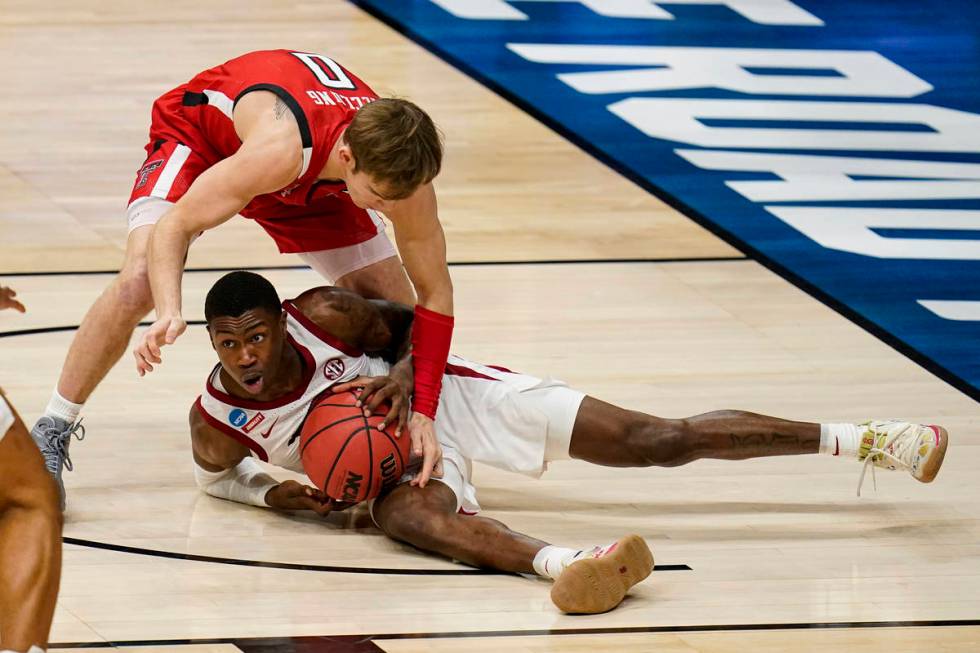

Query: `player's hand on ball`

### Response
(133, 315, 187, 376)
(409, 412, 443, 488)
(265, 480, 344, 516)
(331, 372, 412, 437)
(0, 285, 25, 313)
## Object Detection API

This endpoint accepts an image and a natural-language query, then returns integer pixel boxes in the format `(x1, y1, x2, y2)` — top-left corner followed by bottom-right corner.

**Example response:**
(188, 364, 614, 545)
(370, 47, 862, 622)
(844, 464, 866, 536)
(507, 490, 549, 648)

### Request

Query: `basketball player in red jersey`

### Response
(0, 287, 62, 652)
(31, 50, 452, 509)
(189, 272, 948, 614)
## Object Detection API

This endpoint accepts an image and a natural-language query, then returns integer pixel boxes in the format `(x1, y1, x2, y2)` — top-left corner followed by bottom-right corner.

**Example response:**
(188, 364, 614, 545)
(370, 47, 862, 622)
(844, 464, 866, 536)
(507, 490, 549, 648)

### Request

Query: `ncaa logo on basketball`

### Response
(323, 357, 345, 380)
(228, 408, 248, 428)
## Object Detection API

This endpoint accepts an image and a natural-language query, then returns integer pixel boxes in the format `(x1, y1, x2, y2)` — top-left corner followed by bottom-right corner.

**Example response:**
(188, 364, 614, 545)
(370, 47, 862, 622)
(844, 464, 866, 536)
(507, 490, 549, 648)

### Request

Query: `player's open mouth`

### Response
(241, 372, 264, 394)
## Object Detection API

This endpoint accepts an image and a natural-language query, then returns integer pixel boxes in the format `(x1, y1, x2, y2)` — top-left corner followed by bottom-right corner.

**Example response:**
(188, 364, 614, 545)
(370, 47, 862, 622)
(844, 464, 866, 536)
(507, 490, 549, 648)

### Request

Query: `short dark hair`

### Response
(205, 271, 282, 323)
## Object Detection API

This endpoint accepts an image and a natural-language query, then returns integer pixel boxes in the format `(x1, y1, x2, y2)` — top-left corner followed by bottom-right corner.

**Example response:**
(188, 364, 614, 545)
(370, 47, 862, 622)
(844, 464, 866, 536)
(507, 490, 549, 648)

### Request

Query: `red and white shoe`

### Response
(857, 421, 949, 496)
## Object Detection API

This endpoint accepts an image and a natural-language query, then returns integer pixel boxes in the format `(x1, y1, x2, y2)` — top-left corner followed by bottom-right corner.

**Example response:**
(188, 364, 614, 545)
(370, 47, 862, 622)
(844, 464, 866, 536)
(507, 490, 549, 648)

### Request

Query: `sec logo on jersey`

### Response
(323, 357, 346, 381)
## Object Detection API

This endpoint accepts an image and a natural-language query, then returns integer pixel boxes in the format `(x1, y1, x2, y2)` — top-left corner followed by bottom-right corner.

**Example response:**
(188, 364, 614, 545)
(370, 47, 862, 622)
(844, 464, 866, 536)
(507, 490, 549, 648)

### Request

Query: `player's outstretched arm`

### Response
(384, 184, 451, 487)
(188, 403, 335, 515)
(135, 94, 305, 377)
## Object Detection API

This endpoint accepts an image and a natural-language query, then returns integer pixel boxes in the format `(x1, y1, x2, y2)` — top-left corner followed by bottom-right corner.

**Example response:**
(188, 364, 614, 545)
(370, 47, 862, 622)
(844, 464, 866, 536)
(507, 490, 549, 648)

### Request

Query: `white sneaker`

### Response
(856, 420, 948, 496)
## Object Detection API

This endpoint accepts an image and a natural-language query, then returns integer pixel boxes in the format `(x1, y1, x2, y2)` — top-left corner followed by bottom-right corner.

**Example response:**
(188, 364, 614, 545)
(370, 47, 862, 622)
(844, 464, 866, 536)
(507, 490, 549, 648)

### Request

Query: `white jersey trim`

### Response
(203, 89, 235, 119)
(150, 144, 191, 199)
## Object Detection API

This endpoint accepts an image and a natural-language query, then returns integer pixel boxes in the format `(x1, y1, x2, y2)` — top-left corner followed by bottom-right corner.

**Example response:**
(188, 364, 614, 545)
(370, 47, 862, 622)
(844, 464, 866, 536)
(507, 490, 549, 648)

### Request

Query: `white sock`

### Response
(0, 647, 45, 653)
(820, 423, 862, 458)
(532, 545, 582, 580)
(532, 542, 618, 580)
(46, 389, 82, 424)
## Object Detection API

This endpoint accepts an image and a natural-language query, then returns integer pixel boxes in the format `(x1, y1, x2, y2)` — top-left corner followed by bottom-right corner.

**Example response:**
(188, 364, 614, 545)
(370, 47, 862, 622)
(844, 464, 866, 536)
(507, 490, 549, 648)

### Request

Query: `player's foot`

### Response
(30, 416, 85, 511)
(550, 534, 654, 614)
(857, 420, 948, 496)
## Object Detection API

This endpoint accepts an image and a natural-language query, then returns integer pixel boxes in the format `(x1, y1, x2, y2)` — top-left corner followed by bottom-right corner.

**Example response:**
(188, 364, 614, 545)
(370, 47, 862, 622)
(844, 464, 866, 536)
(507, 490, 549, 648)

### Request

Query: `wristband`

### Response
(411, 305, 454, 419)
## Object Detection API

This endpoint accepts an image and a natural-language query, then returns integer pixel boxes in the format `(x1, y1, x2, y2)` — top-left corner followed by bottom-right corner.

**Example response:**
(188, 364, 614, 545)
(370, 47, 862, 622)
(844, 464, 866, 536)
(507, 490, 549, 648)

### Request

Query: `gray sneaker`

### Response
(30, 416, 85, 511)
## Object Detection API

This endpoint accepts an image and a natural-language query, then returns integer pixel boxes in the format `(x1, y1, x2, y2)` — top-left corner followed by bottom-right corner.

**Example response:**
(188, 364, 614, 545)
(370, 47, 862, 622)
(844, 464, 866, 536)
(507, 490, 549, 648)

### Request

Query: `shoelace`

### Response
(856, 422, 919, 497)
(39, 419, 86, 474)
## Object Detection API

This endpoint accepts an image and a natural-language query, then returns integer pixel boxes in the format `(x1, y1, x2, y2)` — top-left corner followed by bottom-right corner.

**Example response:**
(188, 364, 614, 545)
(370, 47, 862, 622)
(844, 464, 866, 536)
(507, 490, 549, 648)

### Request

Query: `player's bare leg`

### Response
(0, 391, 62, 651)
(32, 225, 155, 508)
(568, 398, 821, 465)
(335, 256, 415, 305)
(58, 226, 156, 403)
(373, 481, 654, 614)
(567, 397, 948, 492)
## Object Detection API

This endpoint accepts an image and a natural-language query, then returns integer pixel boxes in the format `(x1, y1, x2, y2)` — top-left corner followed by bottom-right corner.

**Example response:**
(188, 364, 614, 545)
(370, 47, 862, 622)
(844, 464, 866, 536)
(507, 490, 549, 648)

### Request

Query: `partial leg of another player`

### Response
(31, 225, 157, 508)
(372, 480, 653, 614)
(566, 397, 948, 493)
(0, 391, 62, 651)
(334, 256, 415, 305)
(298, 220, 416, 306)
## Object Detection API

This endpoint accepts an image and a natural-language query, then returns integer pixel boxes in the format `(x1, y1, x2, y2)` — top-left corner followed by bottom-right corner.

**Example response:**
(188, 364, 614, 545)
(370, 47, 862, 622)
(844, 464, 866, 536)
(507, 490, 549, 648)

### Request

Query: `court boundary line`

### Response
(0, 256, 747, 278)
(49, 618, 980, 649)
(63, 535, 690, 576)
(346, 0, 980, 406)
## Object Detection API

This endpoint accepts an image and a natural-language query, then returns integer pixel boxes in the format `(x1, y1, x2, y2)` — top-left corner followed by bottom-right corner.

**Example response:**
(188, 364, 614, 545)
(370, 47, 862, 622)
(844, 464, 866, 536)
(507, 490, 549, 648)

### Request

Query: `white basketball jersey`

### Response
(195, 300, 390, 472)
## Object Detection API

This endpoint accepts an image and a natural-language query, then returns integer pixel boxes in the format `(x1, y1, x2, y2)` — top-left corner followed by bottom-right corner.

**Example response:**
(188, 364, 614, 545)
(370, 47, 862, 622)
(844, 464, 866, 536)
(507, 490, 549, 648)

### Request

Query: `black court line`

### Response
(348, 0, 980, 406)
(0, 320, 205, 339)
(0, 256, 747, 277)
(64, 536, 690, 575)
(50, 619, 980, 651)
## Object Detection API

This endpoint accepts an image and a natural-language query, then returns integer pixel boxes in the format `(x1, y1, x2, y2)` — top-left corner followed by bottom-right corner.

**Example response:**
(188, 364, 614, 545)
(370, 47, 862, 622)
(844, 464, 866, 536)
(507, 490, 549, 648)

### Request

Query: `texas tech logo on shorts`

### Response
(323, 357, 345, 381)
(135, 160, 164, 189)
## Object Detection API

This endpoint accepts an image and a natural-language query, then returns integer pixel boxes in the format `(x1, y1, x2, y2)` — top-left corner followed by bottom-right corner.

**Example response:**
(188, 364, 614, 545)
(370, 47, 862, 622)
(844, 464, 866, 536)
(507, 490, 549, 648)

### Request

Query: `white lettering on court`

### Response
(765, 207, 980, 260)
(507, 45, 929, 97)
(429, 0, 822, 25)
(608, 99, 980, 152)
(676, 150, 980, 202)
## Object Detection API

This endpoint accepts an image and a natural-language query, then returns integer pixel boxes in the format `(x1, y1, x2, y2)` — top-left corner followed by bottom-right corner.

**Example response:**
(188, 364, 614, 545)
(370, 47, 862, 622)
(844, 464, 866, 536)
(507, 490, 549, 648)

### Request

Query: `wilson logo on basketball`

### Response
(379, 453, 399, 489)
(323, 357, 346, 380)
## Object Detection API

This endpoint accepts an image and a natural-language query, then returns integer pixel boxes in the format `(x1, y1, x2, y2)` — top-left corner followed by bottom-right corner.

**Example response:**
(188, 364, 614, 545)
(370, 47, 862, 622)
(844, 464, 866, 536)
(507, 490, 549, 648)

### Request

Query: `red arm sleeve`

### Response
(410, 305, 454, 419)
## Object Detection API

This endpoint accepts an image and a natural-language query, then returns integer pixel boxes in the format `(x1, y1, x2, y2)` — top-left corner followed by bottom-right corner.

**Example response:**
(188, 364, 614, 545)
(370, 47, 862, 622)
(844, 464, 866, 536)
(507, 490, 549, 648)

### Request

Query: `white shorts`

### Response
(296, 211, 398, 282)
(0, 395, 15, 442)
(373, 355, 586, 519)
(125, 198, 397, 282)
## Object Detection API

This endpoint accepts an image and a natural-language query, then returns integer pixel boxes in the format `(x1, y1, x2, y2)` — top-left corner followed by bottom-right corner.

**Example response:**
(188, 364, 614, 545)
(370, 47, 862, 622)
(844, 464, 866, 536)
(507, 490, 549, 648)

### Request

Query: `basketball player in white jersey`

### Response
(191, 272, 948, 614)
(0, 286, 62, 652)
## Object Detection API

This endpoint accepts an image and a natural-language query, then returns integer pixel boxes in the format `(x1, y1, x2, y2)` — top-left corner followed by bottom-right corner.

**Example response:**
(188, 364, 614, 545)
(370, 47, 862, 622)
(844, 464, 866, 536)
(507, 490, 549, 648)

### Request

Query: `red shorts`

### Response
(126, 89, 380, 254)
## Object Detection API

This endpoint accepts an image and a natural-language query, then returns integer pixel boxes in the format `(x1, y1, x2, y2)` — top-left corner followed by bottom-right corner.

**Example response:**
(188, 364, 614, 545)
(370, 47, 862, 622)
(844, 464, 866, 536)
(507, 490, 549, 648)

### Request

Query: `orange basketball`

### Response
(299, 390, 410, 503)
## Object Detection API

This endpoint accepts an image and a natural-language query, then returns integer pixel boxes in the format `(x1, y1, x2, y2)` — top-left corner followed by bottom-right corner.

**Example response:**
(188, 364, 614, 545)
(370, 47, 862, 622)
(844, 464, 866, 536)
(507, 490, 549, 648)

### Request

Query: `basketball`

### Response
(299, 390, 411, 503)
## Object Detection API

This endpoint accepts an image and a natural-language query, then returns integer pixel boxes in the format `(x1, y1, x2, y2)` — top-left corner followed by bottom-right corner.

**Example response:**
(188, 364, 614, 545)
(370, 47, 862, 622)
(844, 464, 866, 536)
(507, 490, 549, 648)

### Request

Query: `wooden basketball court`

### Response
(0, 1, 977, 650)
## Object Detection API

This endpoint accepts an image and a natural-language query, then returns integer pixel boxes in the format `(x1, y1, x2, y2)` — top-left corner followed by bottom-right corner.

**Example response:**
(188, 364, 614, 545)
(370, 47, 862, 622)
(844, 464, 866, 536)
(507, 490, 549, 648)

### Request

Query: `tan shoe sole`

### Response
(917, 425, 949, 483)
(550, 534, 654, 614)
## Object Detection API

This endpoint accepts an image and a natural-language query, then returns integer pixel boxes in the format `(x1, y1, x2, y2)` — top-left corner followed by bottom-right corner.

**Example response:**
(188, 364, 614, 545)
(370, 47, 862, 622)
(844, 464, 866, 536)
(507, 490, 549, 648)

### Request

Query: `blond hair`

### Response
(344, 98, 443, 199)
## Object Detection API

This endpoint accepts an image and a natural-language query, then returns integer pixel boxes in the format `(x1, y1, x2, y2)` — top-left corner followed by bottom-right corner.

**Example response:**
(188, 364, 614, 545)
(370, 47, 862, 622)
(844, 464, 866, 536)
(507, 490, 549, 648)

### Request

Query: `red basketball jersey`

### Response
(159, 49, 379, 215)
